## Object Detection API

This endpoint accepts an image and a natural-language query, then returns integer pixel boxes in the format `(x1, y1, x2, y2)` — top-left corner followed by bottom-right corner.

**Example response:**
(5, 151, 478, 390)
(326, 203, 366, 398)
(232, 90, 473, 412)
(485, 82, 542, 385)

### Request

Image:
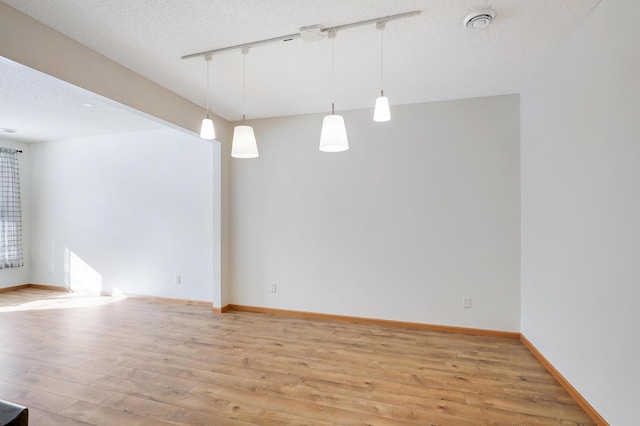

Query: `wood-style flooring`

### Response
(0, 288, 594, 425)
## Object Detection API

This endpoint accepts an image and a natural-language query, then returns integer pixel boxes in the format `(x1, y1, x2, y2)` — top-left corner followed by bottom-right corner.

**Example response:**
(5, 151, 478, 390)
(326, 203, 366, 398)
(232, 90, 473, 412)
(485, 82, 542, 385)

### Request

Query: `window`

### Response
(0, 147, 23, 269)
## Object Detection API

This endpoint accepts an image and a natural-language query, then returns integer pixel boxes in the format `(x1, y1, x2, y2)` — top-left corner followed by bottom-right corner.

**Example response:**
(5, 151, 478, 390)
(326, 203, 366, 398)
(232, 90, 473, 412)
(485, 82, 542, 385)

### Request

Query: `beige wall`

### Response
(231, 95, 521, 331)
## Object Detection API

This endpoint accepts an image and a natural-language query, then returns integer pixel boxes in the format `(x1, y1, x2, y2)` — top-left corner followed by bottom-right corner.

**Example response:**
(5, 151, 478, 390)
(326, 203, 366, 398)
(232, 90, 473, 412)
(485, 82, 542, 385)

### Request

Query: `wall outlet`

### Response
(270, 283, 277, 292)
(462, 296, 471, 308)
(175, 275, 181, 284)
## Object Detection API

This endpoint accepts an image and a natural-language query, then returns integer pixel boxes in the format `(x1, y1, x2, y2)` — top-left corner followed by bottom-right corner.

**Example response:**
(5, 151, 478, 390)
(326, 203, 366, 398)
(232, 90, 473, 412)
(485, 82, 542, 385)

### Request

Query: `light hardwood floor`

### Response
(0, 288, 594, 425)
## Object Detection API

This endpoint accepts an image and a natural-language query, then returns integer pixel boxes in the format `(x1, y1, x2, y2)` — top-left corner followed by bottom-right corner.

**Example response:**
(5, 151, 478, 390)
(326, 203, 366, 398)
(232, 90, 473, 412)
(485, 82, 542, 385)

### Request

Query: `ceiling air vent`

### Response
(464, 9, 496, 30)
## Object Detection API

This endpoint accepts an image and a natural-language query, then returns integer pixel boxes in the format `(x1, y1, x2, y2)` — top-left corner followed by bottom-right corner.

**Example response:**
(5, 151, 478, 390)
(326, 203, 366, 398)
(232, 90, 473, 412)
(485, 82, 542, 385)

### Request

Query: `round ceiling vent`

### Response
(464, 9, 496, 30)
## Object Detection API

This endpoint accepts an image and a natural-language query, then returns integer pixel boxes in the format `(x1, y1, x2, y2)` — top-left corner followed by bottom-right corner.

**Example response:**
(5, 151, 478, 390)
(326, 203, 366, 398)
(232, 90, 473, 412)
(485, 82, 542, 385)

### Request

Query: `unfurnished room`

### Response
(0, 1, 637, 425)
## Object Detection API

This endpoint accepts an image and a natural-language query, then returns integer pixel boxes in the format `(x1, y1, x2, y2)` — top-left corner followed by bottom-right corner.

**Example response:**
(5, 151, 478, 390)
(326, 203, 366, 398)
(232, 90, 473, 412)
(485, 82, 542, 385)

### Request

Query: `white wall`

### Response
(0, 138, 30, 288)
(521, 1, 639, 424)
(231, 95, 521, 331)
(29, 128, 220, 303)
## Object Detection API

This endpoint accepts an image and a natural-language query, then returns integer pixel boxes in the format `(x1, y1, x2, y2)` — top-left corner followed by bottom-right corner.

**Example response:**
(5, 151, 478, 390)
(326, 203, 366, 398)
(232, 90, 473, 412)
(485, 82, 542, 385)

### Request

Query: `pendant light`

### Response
(319, 30, 349, 152)
(232, 47, 259, 158)
(200, 54, 216, 140)
(373, 22, 390, 122)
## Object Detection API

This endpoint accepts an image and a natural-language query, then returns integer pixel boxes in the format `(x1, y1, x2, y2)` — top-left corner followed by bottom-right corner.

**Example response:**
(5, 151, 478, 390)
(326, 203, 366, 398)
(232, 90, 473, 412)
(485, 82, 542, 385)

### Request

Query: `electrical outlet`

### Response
(270, 283, 277, 292)
(462, 296, 471, 308)
(175, 275, 181, 285)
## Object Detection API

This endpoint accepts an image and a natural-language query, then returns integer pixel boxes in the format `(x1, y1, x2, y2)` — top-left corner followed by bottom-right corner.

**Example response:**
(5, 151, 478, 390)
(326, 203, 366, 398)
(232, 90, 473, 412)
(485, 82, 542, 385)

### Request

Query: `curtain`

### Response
(0, 147, 23, 269)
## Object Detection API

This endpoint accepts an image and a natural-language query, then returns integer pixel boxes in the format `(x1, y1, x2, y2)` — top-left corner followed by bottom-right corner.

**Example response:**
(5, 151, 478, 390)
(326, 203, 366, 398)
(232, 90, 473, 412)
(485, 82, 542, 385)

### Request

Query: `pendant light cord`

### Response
(242, 50, 247, 124)
(380, 26, 384, 96)
(331, 32, 336, 115)
(205, 55, 211, 119)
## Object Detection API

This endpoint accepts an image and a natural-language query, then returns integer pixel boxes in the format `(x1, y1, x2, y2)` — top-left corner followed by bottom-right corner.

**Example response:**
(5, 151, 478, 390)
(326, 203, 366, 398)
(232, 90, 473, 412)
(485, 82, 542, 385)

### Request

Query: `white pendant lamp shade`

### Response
(231, 48, 259, 158)
(319, 113, 349, 152)
(373, 94, 390, 122)
(320, 32, 348, 153)
(200, 117, 215, 139)
(232, 125, 259, 158)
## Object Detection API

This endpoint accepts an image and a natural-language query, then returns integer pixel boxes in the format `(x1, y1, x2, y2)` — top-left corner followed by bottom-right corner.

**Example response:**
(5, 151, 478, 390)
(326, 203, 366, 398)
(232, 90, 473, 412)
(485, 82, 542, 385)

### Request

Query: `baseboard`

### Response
(0, 284, 70, 293)
(28, 284, 70, 292)
(520, 334, 608, 426)
(0, 284, 31, 293)
(2, 284, 214, 307)
(225, 304, 520, 339)
(212, 304, 231, 314)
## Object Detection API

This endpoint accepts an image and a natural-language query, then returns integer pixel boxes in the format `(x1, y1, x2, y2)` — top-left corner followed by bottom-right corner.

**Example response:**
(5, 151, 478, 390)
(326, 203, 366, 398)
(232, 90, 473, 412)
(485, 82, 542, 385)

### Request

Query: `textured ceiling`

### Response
(1, 0, 601, 140)
(0, 57, 164, 143)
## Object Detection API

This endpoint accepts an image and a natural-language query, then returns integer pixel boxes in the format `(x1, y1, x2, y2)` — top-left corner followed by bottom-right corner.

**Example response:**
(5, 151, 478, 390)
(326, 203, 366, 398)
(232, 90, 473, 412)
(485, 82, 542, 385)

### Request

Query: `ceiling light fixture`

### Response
(183, 10, 420, 154)
(182, 11, 420, 60)
(373, 21, 390, 122)
(319, 30, 348, 153)
(231, 47, 259, 158)
(463, 9, 496, 30)
(200, 54, 216, 140)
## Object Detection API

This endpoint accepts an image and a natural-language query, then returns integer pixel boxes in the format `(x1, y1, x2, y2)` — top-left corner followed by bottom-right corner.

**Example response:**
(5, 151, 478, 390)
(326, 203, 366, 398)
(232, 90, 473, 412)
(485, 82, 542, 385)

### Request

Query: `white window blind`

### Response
(0, 147, 23, 269)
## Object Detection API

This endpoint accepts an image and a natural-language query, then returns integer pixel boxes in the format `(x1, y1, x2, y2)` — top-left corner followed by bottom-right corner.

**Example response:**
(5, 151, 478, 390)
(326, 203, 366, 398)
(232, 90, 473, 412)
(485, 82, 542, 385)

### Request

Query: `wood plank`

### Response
(100, 393, 251, 426)
(464, 393, 595, 423)
(91, 375, 231, 415)
(0, 367, 114, 404)
(0, 355, 105, 385)
(221, 402, 336, 426)
(0, 380, 77, 413)
(59, 401, 172, 425)
(28, 407, 93, 426)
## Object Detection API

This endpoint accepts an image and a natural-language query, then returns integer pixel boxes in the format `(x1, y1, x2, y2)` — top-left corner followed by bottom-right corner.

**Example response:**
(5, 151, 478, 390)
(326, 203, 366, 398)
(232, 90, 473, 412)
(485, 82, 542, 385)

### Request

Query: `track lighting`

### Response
(184, 11, 421, 155)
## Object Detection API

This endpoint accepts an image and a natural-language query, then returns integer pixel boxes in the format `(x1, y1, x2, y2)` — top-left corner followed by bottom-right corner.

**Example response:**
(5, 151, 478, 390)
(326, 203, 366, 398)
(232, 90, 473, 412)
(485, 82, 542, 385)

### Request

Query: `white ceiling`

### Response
(1, 0, 601, 142)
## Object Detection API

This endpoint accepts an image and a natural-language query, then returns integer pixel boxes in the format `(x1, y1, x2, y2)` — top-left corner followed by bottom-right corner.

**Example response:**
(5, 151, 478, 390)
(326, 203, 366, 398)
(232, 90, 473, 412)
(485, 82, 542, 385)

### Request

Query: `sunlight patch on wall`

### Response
(65, 248, 102, 294)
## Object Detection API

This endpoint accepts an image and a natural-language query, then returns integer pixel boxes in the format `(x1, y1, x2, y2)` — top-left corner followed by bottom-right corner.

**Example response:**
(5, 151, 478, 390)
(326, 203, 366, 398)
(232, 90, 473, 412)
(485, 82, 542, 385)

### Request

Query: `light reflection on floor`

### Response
(0, 288, 127, 313)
